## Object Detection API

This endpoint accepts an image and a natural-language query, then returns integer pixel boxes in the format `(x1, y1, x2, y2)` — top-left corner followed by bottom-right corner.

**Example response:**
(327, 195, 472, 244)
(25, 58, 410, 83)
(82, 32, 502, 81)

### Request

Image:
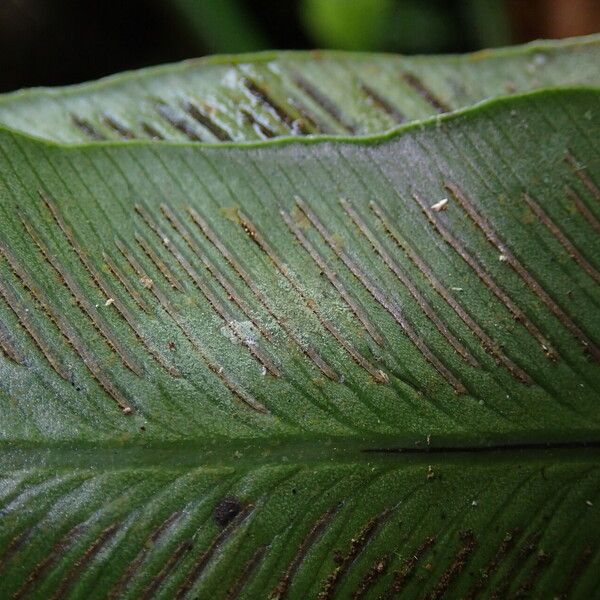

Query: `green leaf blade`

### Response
(0, 36, 599, 144)
(0, 88, 599, 597)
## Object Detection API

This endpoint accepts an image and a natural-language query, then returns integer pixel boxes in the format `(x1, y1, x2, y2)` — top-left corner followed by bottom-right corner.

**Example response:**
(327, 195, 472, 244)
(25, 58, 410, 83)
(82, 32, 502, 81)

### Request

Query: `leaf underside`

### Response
(0, 36, 598, 144)
(0, 44, 599, 600)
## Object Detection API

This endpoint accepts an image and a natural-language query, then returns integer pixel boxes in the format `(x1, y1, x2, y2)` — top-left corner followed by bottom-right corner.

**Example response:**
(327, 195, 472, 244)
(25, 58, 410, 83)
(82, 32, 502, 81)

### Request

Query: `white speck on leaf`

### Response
(431, 198, 448, 212)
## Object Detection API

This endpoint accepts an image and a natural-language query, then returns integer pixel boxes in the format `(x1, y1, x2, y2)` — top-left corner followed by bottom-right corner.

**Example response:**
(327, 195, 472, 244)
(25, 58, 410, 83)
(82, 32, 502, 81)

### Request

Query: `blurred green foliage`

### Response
(171, 0, 512, 55)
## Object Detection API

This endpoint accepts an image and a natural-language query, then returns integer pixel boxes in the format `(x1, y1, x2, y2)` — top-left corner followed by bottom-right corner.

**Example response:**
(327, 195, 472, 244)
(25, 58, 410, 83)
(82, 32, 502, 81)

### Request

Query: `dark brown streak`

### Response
(140, 540, 193, 600)
(154, 102, 204, 141)
(287, 97, 327, 133)
(0, 247, 71, 380)
(160, 203, 275, 344)
(509, 550, 551, 599)
(2, 235, 133, 412)
(565, 152, 600, 201)
(566, 187, 600, 234)
(423, 530, 476, 600)
(135, 232, 185, 292)
(141, 122, 164, 140)
(463, 528, 521, 600)
(242, 78, 309, 133)
(0, 319, 25, 365)
(12, 523, 85, 600)
(371, 201, 532, 384)
(296, 196, 466, 394)
(188, 206, 338, 380)
(317, 507, 392, 600)
(341, 198, 478, 368)
(70, 114, 106, 140)
(108, 511, 183, 600)
(225, 546, 266, 600)
(175, 505, 254, 600)
(240, 108, 276, 139)
(183, 101, 232, 141)
(490, 531, 541, 600)
(135, 204, 280, 378)
(102, 114, 136, 139)
(115, 238, 267, 413)
(384, 535, 436, 597)
(40, 192, 179, 377)
(401, 72, 449, 113)
(352, 555, 389, 600)
(557, 545, 594, 600)
(272, 504, 340, 600)
(293, 74, 356, 133)
(21, 216, 144, 377)
(445, 181, 600, 362)
(49, 523, 119, 600)
(102, 251, 151, 313)
(413, 191, 557, 359)
(281, 209, 385, 347)
(523, 192, 600, 284)
(238, 210, 388, 383)
(360, 83, 405, 123)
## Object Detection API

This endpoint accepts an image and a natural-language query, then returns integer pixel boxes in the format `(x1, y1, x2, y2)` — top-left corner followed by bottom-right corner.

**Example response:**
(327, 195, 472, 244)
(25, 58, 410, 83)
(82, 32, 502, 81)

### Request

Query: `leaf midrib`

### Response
(3, 440, 600, 473)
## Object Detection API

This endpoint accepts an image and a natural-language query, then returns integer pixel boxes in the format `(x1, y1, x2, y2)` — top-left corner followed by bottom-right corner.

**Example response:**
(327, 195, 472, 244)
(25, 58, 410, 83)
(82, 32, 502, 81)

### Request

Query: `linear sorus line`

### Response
(115, 238, 267, 413)
(21, 215, 144, 376)
(413, 192, 557, 359)
(295, 196, 467, 394)
(102, 251, 152, 313)
(108, 511, 183, 600)
(522, 192, 600, 284)
(49, 523, 120, 600)
(318, 508, 392, 600)
(370, 200, 532, 384)
(187, 206, 338, 380)
(341, 198, 478, 368)
(383, 535, 436, 597)
(565, 152, 600, 201)
(183, 100, 232, 141)
(40, 192, 180, 377)
(0, 318, 24, 365)
(160, 203, 275, 344)
(140, 540, 193, 600)
(225, 546, 266, 600)
(293, 74, 356, 132)
(175, 505, 255, 600)
(70, 114, 106, 140)
(135, 204, 280, 377)
(360, 83, 405, 123)
(154, 102, 204, 141)
(281, 209, 384, 346)
(2, 241, 133, 412)
(242, 77, 308, 133)
(401, 72, 449, 112)
(4, 247, 133, 412)
(423, 530, 476, 600)
(566, 187, 600, 234)
(102, 114, 136, 139)
(12, 523, 86, 600)
(237, 210, 388, 383)
(135, 232, 185, 292)
(272, 504, 341, 600)
(0, 246, 71, 380)
(445, 181, 600, 362)
(464, 528, 522, 600)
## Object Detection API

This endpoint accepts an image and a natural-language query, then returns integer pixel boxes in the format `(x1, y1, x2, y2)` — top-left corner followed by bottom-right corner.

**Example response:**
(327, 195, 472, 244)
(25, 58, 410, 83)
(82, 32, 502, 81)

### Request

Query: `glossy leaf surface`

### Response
(0, 88, 599, 598)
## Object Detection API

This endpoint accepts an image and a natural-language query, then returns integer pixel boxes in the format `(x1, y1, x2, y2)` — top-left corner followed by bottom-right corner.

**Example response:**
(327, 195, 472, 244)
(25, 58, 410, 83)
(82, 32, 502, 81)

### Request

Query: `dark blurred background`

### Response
(1, 0, 599, 93)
